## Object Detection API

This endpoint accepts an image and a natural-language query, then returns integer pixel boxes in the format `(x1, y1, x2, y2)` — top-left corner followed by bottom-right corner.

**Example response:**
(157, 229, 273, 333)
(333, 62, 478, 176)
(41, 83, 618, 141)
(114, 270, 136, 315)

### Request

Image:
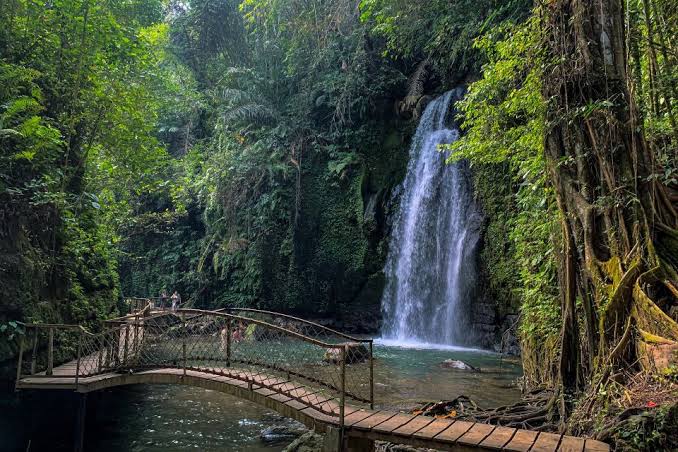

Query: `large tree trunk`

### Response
(542, 0, 678, 405)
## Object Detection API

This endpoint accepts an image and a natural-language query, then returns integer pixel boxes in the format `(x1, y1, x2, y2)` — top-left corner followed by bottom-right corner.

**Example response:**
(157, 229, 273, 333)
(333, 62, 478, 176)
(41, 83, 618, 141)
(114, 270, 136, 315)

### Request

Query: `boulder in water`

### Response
(323, 343, 369, 364)
(283, 430, 325, 452)
(260, 419, 307, 443)
(440, 359, 479, 372)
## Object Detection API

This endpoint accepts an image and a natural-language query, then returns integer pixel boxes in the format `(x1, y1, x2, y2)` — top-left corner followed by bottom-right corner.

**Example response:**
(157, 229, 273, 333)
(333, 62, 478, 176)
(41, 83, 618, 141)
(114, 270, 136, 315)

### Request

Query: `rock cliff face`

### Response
(471, 300, 521, 355)
(468, 161, 523, 355)
(258, 117, 414, 320)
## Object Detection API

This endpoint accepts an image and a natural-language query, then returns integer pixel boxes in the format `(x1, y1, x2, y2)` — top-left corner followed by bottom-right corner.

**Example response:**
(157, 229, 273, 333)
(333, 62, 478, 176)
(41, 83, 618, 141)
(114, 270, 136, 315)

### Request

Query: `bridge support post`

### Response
(14, 334, 24, 390)
(74, 393, 87, 452)
(323, 428, 374, 452)
(339, 345, 346, 451)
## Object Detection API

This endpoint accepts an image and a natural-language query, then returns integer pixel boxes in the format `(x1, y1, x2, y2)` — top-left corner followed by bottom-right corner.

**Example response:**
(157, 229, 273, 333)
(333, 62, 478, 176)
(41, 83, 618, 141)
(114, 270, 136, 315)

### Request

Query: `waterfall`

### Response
(381, 89, 481, 347)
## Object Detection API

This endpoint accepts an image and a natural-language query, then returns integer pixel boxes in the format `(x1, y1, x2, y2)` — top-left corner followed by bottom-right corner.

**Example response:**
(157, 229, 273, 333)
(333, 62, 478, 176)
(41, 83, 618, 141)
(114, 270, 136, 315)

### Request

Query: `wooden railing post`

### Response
(30, 330, 38, 375)
(97, 335, 104, 373)
(47, 327, 54, 376)
(339, 344, 346, 450)
(14, 333, 24, 390)
(226, 319, 232, 368)
(75, 329, 82, 387)
(369, 340, 374, 409)
(133, 314, 140, 364)
(123, 325, 130, 365)
(111, 326, 120, 367)
(182, 314, 187, 376)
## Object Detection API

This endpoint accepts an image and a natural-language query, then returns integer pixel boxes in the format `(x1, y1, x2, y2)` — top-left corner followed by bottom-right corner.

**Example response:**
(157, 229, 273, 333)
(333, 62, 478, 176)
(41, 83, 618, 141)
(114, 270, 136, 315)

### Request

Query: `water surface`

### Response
(89, 385, 292, 452)
(374, 341, 522, 409)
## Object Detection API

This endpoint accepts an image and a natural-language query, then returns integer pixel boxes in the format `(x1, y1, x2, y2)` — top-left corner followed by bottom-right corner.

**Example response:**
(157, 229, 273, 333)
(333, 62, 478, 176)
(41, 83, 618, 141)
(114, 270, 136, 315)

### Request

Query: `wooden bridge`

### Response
(15, 300, 609, 452)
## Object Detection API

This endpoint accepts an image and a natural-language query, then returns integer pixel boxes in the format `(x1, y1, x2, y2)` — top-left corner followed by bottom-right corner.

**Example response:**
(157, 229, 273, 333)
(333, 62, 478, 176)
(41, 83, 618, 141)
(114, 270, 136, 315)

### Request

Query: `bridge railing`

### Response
(15, 320, 146, 384)
(218, 307, 374, 408)
(218, 308, 370, 344)
(125, 297, 152, 313)
(15, 323, 82, 381)
(16, 309, 374, 424)
(124, 297, 181, 313)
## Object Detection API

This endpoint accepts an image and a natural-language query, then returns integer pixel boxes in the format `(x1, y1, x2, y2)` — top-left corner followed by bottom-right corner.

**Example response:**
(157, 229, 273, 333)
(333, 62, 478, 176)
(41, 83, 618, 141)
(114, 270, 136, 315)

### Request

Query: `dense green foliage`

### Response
(0, 0, 172, 351)
(359, 0, 531, 82)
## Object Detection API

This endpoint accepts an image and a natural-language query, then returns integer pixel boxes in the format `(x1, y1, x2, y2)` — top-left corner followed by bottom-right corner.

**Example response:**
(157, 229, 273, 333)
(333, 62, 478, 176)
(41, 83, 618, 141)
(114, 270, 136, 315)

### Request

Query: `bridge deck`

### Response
(17, 360, 609, 452)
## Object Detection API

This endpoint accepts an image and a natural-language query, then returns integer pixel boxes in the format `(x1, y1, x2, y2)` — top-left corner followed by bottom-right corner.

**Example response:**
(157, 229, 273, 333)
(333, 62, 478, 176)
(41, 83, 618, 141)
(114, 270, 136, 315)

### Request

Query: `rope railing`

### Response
(15, 308, 375, 429)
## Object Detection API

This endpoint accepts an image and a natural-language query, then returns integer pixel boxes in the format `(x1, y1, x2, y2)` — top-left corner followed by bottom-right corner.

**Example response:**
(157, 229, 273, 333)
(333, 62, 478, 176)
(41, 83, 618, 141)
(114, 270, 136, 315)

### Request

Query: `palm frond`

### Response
(222, 103, 278, 126)
(218, 88, 254, 103)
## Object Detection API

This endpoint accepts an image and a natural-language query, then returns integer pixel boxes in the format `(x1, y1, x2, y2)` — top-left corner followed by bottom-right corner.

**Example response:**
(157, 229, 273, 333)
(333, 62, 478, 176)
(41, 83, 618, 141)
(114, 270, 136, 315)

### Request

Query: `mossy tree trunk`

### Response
(542, 0, 678, 403)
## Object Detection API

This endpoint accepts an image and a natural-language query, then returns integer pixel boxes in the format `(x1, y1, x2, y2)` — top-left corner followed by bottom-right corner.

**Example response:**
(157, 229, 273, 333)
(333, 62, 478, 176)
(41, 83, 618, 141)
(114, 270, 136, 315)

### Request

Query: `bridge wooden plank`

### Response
(222, 369, 253, 381)
(434, 420, 475, 443)
(288, 387, 314, 399)
(558, 436, 585, 452)
(352, 411, 398, 430)
(531, 432, 562, 452)
(503, 429, 538, 451)
(274, 383, 307, 396)
(300, 406, 338, 425)
(392, 416, 435, 437)
(300, 393, 334, 408)
(284, 399, 307, 411)
(343, 410, 377, 427)
(326, 402, 358, 417)
(372, 413, 415, 434)
(210, 374, 249, 388)
(583, 439, 610, 452)
(268, 379, 292, 388)
(479, 426, 516, 450)
(20, 317, 602, 452)
(457, 423, 496, 447)
(314, 399, 339, 414)
(255, 387, 276, 397)
(412, 418, 455, 439)
(257, 375, 290, 387)
(269, 393, 292, 403)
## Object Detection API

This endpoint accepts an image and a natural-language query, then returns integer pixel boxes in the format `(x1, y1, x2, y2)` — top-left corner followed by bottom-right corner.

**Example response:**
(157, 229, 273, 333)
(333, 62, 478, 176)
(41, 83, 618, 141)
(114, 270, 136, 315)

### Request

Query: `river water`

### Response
(1, 343, 520, 451)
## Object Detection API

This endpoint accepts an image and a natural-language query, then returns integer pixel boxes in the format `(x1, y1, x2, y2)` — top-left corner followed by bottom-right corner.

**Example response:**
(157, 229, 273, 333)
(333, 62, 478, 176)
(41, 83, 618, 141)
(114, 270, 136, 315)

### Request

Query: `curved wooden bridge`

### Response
(15, 300, 609, 452)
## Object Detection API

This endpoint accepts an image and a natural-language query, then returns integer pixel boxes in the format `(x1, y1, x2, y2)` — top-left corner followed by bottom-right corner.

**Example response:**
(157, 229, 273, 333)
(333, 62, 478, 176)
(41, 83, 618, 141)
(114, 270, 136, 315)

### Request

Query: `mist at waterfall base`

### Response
(380, 89, 482, 350)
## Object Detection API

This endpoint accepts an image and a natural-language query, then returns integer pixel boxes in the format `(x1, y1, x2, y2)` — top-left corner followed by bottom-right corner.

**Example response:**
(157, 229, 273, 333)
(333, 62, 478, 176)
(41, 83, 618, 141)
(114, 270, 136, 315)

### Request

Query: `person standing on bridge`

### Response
(171, 290, 181, 311)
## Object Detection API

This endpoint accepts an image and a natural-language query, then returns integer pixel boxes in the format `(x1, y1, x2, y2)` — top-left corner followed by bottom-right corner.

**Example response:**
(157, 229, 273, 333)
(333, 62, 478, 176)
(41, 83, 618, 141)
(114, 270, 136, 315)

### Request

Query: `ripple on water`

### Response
(88, 385, 291, 452)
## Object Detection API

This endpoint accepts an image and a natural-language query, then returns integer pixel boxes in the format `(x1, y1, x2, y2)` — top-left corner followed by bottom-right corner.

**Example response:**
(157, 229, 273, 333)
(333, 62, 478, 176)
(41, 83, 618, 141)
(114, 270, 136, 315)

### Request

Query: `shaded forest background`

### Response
(1, 0, 677, 445)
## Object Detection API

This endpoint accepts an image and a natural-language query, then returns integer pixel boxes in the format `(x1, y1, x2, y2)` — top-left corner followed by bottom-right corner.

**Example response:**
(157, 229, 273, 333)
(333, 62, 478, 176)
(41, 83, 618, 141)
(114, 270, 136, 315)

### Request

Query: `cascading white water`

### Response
(381, 89, 481, 347)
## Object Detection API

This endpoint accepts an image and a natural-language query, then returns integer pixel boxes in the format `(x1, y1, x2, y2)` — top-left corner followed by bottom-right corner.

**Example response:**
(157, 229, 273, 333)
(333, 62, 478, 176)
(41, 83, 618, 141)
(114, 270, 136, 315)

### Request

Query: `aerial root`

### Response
(414, 390, 558, 431)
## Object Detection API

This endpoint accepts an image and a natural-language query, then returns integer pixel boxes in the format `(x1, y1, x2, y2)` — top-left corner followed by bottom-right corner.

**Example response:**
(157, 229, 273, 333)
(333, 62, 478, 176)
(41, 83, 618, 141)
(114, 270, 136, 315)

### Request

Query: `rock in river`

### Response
(323, 342, 369, 364)
(440, 359, 480, 372)
(260, 419, 307, 443)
